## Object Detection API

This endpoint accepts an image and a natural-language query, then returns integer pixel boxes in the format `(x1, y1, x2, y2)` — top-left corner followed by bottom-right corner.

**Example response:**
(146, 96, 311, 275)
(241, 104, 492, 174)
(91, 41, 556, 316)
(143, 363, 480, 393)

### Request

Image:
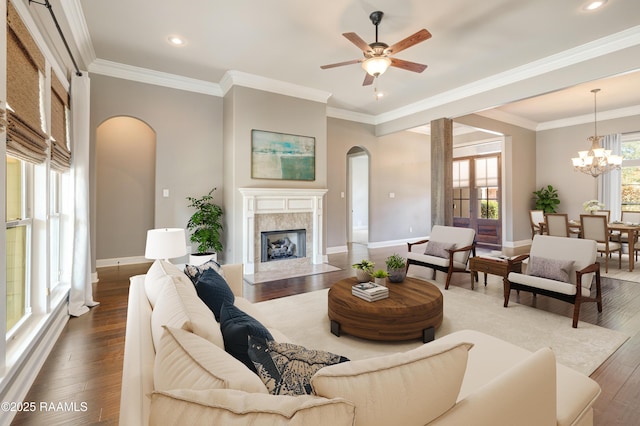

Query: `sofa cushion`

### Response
(248, 336, 349, 396)
(184, 259, 225, 284)
(527, 255, 573, 283)
(195, 268, 235, 321)
(311, 341, 473, 426)
(145, 260, 191, 308)
(151, 272, 224, 350)
(149, 388, 356, 426)
(424, 240, 456, 258)
(154, 326, 267, 394)
(219, 302, 273, 372)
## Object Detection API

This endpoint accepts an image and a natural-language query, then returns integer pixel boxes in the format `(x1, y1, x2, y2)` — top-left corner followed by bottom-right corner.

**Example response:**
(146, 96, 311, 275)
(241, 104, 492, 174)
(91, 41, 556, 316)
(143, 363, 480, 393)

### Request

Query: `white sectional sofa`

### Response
(119, 260, 601, 426)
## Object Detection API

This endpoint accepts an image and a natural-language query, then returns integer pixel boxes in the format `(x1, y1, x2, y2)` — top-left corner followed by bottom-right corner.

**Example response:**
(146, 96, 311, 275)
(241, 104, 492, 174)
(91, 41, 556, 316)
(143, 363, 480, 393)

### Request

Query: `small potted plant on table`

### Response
(352, 259, 375, 283)
(386, 253, 407, 283)
(372, 269, 389, 286)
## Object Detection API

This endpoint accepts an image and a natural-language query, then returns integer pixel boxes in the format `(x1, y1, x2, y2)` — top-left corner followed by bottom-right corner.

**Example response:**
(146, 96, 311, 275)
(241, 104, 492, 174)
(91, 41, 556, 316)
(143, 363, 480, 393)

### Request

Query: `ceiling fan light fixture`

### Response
(362, 56, 391, 77)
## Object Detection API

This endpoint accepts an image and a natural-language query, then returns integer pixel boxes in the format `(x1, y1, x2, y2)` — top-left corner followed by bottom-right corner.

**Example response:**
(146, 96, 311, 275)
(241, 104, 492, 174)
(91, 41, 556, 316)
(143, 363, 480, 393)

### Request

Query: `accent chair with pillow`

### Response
(505, 235, 602, 328)
(406, 225, 476, 289)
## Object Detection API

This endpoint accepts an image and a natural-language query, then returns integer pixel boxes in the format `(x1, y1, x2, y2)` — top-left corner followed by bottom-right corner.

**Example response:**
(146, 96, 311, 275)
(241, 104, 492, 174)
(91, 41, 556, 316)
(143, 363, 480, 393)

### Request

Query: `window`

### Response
(453, 160, 470, 219)
(475, 157, 499, 220)
(6, 157, 31, 332)
(621, 133, 640, 211)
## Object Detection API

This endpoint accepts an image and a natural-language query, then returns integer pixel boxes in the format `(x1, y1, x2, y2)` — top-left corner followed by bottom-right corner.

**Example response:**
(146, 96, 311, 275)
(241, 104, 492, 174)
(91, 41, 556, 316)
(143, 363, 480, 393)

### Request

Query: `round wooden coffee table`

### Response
(328, 276, 443, 342)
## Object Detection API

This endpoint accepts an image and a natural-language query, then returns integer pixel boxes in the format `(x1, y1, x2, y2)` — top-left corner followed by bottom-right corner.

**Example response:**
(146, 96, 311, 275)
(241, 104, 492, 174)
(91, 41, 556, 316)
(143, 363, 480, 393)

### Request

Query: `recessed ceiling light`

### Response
(584, 0, 607, 11)
(168, 36, 186, 46)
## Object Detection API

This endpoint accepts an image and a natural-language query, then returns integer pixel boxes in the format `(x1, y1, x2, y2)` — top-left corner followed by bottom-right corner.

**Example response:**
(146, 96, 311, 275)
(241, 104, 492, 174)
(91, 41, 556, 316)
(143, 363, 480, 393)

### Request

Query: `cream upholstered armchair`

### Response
(505, 235, 601, 328)
(406, 225, 476, 290)
(580, 214, 622, 273)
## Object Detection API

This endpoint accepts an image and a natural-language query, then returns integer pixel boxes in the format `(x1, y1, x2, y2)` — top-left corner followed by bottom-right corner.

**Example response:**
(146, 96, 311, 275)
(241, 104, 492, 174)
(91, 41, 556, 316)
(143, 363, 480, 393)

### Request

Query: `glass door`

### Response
(453, 154, 501, 249)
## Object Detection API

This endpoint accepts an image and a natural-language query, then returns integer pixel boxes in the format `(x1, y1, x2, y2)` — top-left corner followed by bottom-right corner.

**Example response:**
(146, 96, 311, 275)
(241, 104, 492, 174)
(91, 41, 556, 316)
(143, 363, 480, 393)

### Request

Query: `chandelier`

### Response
(571, 88, 622, 177)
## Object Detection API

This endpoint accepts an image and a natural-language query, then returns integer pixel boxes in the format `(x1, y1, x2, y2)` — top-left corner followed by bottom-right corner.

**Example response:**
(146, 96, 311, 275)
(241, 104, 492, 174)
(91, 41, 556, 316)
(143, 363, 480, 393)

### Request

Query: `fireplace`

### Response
(261, 229, 306, 262)
(239, 188, 328, 274)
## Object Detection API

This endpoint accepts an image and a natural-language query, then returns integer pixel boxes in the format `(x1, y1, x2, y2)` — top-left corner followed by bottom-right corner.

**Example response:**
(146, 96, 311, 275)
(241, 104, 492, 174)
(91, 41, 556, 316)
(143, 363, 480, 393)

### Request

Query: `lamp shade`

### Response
(145, 228, 187, 260)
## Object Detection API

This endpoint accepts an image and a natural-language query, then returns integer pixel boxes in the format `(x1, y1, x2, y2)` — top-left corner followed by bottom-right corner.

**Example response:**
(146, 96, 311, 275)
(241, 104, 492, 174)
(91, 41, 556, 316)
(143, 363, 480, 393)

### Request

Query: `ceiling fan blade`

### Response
(320, 59, 362, 69)
(386, 29, 432, 55)
(343, 32, 373, 53)
(362, 73, 374, 86)
(390, 57, 428, 73)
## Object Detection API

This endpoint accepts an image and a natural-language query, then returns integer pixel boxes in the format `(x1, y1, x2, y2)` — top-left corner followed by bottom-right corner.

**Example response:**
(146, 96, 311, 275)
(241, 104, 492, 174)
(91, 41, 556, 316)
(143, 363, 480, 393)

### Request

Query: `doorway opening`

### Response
(348, 147, 369, 245)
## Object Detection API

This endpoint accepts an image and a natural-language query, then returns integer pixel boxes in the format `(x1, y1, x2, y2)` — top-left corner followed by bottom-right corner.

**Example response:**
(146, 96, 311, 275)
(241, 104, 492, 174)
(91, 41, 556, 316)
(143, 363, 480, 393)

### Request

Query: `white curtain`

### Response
(597, 133, 622, 222)
(68, 73, 99, 316)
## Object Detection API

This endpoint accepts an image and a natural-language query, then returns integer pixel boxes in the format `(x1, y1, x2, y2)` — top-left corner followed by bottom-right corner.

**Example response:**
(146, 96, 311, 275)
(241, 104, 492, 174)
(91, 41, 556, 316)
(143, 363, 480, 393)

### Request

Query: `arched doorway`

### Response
(96, 116, 156, 262)
(347, 147, 369, 244)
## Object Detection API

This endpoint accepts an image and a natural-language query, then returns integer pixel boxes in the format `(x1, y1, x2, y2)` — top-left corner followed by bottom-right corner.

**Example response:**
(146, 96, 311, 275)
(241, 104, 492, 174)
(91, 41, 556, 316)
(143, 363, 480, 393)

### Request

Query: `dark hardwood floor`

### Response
(10, 243, 640, 425)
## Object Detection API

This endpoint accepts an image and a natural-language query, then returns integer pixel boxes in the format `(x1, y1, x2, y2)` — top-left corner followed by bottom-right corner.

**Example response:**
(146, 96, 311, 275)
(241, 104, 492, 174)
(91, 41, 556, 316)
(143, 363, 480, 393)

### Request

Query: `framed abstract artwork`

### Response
(251, 129, 315, 181)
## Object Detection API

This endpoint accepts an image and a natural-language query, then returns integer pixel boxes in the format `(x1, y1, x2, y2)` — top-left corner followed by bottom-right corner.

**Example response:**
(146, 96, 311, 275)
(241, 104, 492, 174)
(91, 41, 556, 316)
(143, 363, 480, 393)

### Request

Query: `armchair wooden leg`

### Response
(572, 299, 581, 328)
(444, 270, 454, 290)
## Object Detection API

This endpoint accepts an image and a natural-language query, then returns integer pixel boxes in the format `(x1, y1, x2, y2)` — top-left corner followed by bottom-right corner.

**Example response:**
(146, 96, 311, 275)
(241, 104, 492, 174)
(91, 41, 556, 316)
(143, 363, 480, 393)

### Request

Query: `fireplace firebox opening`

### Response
(261, 229, 306, 263)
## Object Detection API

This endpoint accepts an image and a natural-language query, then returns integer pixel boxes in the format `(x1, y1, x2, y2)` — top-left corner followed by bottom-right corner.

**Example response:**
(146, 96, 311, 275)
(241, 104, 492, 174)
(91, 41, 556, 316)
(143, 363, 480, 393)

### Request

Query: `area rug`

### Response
(255, 280, 630, 376)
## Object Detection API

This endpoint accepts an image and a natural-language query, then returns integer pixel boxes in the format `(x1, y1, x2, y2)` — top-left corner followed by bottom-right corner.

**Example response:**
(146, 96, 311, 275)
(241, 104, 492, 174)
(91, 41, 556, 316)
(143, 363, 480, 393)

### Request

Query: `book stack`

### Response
(352, 282, 389, 302)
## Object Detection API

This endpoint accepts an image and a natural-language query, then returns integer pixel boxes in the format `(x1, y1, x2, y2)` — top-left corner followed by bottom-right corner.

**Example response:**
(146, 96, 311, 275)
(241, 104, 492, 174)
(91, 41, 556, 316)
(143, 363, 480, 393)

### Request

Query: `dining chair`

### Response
(529, 210, 545, 238)
(590, 209, 610, 223)
(621, 211, 640, 260)
(545, 213, 571, 237)
(580, 214, 622, 273)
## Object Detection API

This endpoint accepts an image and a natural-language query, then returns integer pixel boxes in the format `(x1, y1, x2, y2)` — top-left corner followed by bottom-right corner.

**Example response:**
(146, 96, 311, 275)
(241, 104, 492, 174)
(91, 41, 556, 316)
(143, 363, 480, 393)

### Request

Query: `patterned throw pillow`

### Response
(248, 335, 349, 396)
(219, 302, 273, 373)
(424, 241, 456, 259)
(527, 255, 574, 282)
(195, 268, 235, 321)
(184, 259, 225, 284)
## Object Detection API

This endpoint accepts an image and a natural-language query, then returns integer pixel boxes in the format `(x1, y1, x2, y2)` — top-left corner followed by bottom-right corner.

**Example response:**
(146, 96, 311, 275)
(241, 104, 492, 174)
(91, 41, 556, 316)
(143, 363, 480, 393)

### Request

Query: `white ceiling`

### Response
(30, 0, 640, 131)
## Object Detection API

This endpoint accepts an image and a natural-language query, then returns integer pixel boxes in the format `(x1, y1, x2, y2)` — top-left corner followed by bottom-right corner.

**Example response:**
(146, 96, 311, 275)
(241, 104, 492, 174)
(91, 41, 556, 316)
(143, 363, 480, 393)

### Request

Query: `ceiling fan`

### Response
(320, 11, 431, 86)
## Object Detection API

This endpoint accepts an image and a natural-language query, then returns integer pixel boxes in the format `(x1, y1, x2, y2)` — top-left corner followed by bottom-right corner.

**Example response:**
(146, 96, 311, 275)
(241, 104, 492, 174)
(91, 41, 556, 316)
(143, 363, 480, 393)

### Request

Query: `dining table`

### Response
(565, 220, 640, 272)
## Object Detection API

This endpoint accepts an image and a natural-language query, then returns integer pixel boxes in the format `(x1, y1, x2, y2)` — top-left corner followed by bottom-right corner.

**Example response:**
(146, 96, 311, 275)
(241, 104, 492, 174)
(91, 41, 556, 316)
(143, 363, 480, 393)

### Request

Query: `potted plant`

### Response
(352, 259, 375, 283)
(385, 253, 407, 283)
(186, 188, 223, 264)
(532, 185, 560, 213)
(372, 269, 388, 286)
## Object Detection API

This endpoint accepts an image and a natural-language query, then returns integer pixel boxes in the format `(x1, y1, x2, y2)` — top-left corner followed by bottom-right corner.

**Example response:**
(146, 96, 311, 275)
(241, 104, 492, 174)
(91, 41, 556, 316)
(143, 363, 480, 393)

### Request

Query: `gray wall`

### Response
(90, 74, 223, 262)
(537, 114, 640, 221)
(95, 117, 155, 259)
(223, 86, 328, 263)
(326, 118, 431, 249)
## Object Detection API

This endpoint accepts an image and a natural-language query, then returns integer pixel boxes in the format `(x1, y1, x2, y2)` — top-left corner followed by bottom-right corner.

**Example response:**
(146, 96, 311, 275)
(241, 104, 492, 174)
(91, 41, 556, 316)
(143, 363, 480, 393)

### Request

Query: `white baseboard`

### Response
(0, 297, 69, 425)
(96, 255, 148, 268)
(326, 245, 348, 254)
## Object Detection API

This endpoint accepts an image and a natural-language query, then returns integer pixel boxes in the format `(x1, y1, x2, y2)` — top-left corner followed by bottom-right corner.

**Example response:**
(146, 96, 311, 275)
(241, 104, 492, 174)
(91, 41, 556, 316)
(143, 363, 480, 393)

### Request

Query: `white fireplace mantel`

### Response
(239, 188, 328, 274)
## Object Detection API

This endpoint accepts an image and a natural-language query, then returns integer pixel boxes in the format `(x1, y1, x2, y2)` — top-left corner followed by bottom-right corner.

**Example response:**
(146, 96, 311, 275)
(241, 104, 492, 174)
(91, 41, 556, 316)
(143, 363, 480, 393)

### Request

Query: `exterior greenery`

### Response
(186, 188, 224, 254)
(622, 140, 640, 210)
(480, 200, 499, 219)
(533, 185, 560, 213)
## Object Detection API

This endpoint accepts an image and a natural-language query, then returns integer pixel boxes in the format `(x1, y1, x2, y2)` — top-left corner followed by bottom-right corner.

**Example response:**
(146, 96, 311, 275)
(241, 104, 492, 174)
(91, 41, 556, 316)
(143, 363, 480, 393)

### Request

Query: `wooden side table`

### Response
(468, 256, 522, 290)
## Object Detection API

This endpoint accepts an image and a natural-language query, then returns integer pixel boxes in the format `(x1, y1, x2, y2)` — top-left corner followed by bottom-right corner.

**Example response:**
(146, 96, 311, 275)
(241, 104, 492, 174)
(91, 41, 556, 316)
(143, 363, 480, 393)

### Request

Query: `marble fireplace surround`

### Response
(239, 188, 328, 275)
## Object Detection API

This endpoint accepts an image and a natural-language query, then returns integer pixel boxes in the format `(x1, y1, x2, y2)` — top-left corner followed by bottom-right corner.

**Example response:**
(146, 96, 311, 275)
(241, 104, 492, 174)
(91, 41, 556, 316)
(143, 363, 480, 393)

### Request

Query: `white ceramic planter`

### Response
(189, 253, 217, 266)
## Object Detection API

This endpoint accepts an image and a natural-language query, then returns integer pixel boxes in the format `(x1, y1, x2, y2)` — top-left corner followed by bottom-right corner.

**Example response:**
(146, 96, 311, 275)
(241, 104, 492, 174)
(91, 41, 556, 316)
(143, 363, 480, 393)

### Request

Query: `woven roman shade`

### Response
(50, 73, 71, 171)
(6, 2, 48, 164)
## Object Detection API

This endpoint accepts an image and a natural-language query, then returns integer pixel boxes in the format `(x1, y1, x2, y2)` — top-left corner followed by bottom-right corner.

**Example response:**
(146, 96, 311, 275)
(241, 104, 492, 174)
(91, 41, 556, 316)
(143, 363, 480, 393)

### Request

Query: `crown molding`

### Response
(375, 25, 640, 125)
(537, 105, 640, 131)
(220, 70, 331, 104)
(60, 0, 96, 68)
(326, 107, 377, 125)
(88, 59, 223, 96)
